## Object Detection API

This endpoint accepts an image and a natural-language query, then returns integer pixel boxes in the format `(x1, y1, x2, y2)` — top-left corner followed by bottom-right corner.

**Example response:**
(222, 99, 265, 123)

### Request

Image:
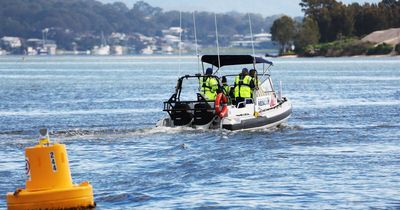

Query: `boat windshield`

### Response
(260, 78, 274, 92)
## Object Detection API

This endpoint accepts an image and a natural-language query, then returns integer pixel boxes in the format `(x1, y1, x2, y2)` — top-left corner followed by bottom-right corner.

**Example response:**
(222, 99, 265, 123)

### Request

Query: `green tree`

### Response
(395, 44, 400, 54)
(300, 0, 400, 41)
(295, 17, 320, 54)
(354, 4, 387, 36)
(300, 0, 354, 42)
(270, 16, 296, 53)
(366, 43, 393, 55)
(300, 0, 338, 42)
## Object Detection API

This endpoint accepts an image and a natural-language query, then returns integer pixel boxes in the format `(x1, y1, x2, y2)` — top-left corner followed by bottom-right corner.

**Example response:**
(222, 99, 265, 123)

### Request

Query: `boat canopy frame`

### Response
(201, 54, 273, 78)
(163, 74, 222, 118)
(201, 55, 273, 67)
(171, 74, 222, 102)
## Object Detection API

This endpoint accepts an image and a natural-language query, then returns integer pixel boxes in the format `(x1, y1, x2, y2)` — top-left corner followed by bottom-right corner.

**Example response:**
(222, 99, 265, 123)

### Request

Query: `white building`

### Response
(26, 47, 37, 55)
(161, 45, 174, 54)
(112, 45, 124, 55)
(43, 43, 57, 55)
(164, 35, 180, 46)
(141, 46, 154, 55)
(92, 45, 110, 55)
(109, 32, 126, 41)
(1, 37, 22, 48)
(230, 33, 273, 48)
(162, 27, 183, 36)
(138, 34, 156, 44)
(160, 26, 186, 54)
(254, 33, 272, 42)
(0, 48, 7, 55)
(26, 38, 43, 47)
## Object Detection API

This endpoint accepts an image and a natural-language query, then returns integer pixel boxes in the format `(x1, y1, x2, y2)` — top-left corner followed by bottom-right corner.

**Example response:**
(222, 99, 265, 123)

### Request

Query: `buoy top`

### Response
(6, 128, 95, 210)
(38, 128, 50, 146)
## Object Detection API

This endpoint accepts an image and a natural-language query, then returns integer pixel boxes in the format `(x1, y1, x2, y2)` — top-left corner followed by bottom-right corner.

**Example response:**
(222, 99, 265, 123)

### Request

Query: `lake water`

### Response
(0, 56, 399, 209)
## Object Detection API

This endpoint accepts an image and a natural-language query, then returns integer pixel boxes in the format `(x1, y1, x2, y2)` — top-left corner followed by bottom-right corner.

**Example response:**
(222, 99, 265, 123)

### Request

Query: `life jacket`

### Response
(250, 77, 258, 97)
(200, 76, 218, 100)
(250, 77, 259, 88)
(222, 84, 231, 96)
(234, 75, 252, 98)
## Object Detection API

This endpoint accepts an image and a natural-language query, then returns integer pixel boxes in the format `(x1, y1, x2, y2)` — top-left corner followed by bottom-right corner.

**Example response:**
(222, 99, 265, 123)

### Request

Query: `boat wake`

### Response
(0, 123, 306, 144)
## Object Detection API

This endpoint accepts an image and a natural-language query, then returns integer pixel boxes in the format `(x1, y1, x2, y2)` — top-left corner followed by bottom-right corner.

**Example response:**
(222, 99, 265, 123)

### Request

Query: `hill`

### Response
(362, 28, 400, 46)
(0, 0, 280, 50)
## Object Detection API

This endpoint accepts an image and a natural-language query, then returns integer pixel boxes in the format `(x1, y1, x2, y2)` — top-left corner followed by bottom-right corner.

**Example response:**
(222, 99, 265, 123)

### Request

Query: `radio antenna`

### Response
(193, 11, 200, 74)
(214, 13, 221, 72)
(178, 10, 183, 77)
(248, 13, 255, 57)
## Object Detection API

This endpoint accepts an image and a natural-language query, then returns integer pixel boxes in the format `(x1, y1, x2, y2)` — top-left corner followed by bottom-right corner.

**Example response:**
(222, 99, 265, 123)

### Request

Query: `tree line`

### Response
(271, 0, 400, 55)
(0, 0, 279, 50)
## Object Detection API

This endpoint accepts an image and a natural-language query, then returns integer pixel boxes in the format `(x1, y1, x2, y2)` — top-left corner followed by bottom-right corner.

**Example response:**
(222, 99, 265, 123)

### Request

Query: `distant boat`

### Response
(38, 47, 48, 55)
(0, 49, 7, 56)
(92, 45, 110, 56)
(141, 46, 154, 55)
(161, 45, 174, 54)
(92, 32, 110, 55)
(265, 52, 279, 58)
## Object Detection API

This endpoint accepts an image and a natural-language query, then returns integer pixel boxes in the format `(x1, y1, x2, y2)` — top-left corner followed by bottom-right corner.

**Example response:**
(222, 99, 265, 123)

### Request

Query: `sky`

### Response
(99, 0, 381, 16)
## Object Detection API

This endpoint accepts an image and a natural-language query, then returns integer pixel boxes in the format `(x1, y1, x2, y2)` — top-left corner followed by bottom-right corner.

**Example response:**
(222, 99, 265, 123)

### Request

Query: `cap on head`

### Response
(242, 68, 249, 75)
(249, 69, 256, 77)
(206, 68, 213, 75)
(221, 76, 227, 83)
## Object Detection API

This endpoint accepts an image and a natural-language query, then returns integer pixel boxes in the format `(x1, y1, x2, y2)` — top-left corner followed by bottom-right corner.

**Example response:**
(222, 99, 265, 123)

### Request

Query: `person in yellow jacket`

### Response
(221, 76, 232, 104)
(249, 69, 259, 97)
(221, 76, 231, 96)
(234, 68, 255, 104)
(200, 68, 219, 100)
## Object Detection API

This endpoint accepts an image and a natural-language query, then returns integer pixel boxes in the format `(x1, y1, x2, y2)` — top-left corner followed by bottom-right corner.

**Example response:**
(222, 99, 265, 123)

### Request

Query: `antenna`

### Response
(248, 13, 255, 57)
(193, 11, 201, 74)
(178, 11, 182, 77)
(214, 13, 221, 72)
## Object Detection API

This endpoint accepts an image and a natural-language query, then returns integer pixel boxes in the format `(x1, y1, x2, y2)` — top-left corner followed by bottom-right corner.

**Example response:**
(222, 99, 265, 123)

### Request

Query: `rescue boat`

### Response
(157, 55, 292, 131)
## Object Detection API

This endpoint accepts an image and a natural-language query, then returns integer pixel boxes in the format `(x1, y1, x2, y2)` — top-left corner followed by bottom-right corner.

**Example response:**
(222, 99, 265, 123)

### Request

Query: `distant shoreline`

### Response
(1, 54, 399, 59)
(274, 54, 400, 58)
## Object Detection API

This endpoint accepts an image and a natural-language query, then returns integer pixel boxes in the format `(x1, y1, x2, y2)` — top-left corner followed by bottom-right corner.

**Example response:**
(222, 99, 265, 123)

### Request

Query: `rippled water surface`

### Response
(0, 56, 399, 209)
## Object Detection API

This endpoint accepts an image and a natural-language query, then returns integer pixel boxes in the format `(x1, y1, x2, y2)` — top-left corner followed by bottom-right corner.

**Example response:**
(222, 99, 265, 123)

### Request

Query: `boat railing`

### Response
(235, 98, 253, 108)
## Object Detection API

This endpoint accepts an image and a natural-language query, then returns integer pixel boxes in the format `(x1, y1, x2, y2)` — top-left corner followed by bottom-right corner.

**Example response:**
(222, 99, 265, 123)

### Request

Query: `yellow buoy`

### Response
(6, 128, 95, 210)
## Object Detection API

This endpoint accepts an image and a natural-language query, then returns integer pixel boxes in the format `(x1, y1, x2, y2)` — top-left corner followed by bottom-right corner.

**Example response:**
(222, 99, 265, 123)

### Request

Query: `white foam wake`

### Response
(0, 108, 160, 116)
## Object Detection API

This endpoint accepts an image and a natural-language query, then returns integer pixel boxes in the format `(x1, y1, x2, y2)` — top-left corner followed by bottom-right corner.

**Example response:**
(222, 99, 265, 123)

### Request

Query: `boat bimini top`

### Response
(200, 55, 273, 77)
(201, 55, 273, 68)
